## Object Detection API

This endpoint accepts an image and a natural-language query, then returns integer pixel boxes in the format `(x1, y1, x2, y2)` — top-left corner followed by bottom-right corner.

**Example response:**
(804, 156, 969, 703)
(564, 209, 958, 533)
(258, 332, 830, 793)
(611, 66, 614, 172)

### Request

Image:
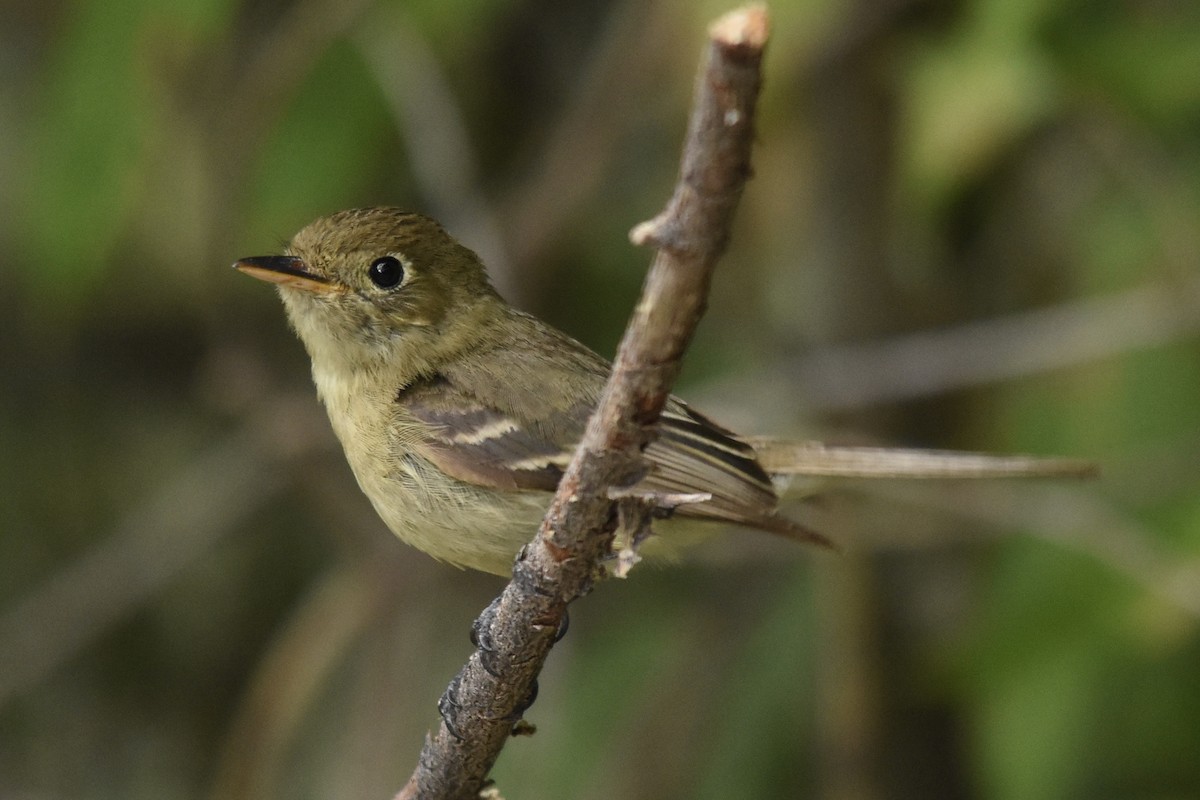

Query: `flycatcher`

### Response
(236, 207, 1091, 575)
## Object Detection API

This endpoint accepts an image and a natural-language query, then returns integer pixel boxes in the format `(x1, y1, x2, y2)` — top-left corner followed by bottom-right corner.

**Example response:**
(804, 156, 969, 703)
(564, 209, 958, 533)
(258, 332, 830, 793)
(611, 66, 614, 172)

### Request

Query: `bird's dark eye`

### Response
(368, 256, 404, 289)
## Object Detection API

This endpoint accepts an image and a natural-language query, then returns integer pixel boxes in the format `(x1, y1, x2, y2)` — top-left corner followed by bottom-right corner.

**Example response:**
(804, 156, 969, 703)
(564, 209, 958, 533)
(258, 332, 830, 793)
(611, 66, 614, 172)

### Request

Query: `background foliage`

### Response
(3, 0, 1199, 798)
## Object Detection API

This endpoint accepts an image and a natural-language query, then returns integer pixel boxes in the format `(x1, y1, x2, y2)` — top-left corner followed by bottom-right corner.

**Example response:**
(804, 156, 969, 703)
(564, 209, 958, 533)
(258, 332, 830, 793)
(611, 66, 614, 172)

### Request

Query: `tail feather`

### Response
(746, 439, 1098, 480)
(741, 511, 839, 551)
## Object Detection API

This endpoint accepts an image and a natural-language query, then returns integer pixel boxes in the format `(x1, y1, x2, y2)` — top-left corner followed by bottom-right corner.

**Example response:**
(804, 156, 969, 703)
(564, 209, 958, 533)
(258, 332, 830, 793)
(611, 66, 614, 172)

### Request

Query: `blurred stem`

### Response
(873, 481, 1200, 618)
(196, 0, 374, 300)
(358, 0, 669, 309)
(783, 275, 1200, 413)
(0, 426, 282, 707)
(355, 11, 515, 300)
(805, 0, 915, 796)
(816, 554, 882, 800)
(498, 0, 668, 273)
(208, 559, 390, 800)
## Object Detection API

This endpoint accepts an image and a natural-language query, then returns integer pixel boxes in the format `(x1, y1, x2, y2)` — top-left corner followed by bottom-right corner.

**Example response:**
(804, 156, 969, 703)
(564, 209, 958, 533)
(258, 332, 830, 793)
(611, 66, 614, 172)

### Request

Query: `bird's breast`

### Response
(312, 364, 546, 575)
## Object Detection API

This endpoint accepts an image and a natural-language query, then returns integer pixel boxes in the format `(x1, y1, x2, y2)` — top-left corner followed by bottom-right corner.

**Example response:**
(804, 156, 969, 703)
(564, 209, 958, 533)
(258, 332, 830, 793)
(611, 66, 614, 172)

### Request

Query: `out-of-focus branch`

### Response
(355, 13, 516, 300)
(358, 0, 673, 307)
(208, 559, 392, 800)
(0, 419, 277, 706)
(0, 392, 335, 708)
(868, 480, 1200, 618)
(499, 0, 672, 274)
(786, 274, 1200, 412)
(693, 274, 1200, 417)
(394, 7, 770, 799)
(190, 0, 373, 317)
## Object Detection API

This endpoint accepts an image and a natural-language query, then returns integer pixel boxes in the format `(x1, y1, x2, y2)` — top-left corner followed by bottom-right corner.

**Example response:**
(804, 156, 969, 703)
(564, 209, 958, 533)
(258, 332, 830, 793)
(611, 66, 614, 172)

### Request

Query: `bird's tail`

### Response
(745, 438, 1098, 480)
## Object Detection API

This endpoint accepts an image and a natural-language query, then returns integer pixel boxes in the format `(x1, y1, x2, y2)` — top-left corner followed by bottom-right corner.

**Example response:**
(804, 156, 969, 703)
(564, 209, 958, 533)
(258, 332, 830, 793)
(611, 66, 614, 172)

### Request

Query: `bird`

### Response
(235, 207, 1093, 576)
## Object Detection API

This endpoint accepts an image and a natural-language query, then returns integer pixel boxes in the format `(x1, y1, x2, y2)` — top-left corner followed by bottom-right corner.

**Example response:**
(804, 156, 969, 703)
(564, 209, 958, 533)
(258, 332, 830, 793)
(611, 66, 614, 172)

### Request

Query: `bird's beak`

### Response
(233, 255, 342, 294)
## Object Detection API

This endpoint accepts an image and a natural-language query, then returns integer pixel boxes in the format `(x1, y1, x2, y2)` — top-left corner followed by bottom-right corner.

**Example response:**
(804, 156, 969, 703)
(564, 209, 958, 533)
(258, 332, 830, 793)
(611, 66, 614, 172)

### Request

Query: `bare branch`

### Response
(394, 6, 770, 798)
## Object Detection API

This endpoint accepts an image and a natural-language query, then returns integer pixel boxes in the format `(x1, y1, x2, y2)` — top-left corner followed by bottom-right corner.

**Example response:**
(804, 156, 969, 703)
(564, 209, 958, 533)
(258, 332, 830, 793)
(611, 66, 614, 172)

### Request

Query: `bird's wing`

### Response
(644, 403, 777, 518)
(394, 370, 582, 492)
(644, 403, 834, 547)
(391, 324, 818, 542)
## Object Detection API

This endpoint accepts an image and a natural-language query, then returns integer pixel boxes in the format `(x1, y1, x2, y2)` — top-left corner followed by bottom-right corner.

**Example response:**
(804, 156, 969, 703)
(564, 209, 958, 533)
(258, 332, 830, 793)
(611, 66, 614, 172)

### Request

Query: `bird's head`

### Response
(235, 207, 500, 377)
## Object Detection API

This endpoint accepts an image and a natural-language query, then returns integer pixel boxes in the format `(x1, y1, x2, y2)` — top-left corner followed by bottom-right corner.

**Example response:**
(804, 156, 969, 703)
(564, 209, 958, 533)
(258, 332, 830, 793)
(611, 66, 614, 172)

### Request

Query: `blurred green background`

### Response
(2, 0, 1199, 798)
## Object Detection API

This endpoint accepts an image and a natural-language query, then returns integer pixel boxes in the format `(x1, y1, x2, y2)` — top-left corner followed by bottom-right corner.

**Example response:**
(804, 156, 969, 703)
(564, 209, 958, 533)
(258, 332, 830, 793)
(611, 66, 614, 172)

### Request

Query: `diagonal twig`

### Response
(394, 6, 771, 799)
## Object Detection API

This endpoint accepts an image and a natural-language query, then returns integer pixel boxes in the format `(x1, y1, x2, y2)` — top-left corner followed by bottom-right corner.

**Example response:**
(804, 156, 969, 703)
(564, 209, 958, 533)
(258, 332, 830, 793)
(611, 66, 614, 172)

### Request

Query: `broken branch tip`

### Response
(629, 220, 660, 247)
(709, 4, 770, 48)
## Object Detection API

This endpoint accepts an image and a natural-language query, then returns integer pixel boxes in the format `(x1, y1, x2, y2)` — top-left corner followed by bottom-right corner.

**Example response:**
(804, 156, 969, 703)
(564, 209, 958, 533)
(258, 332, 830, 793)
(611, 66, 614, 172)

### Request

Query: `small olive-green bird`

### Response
(235, 207, 1092, 575)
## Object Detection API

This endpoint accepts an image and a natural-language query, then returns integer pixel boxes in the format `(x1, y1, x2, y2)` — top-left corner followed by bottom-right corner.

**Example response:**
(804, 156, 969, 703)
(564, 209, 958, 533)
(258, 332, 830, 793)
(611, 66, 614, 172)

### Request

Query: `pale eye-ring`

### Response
(368, 256, 404, 289)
